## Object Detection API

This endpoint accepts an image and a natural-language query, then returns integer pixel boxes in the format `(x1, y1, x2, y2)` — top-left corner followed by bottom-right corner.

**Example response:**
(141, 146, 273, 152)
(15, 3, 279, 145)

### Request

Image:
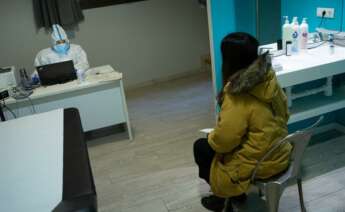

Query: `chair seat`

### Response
(255, 170, 287, 184)
(254, 165, 294, 186)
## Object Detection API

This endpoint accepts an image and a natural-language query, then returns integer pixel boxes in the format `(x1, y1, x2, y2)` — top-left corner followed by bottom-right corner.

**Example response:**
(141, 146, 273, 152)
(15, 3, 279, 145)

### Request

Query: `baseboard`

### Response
(312, 122, 345, 135)
(124, 68, 204, 91)
(85, 123, 126, 141)
(308, 122, 345, 147)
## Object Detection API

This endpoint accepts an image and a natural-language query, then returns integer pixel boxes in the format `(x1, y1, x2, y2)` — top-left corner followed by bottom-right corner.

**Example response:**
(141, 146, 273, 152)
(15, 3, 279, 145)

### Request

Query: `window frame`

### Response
(80, 0, 146, 9)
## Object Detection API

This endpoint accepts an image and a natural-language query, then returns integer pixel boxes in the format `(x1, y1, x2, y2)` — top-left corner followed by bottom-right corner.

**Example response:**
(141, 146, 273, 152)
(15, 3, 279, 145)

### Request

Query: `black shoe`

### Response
(201, 195, 225, 211)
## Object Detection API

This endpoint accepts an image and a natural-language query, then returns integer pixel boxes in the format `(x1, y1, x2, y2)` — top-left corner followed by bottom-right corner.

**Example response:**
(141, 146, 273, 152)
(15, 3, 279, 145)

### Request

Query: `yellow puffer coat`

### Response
(208, 54, 292, 198)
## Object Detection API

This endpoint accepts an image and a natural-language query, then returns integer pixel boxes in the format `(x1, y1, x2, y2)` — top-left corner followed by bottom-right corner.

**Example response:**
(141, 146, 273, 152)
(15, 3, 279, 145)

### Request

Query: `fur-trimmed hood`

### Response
(226, 53, 278, 103)
(224, 53, 289, 121)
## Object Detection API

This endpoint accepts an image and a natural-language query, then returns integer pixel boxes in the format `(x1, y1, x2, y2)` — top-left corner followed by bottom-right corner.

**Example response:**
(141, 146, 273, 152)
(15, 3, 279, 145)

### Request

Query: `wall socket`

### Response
(317, 7, 335, 18)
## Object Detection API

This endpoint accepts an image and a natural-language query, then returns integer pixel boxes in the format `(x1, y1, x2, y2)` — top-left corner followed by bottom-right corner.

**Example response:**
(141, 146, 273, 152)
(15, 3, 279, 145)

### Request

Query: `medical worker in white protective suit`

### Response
(33, 24, 89, 81)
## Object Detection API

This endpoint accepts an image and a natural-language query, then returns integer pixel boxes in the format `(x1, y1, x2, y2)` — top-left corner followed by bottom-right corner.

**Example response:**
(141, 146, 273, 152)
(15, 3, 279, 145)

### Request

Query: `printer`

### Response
(0, 66, 17, 100)
(0, 66, 17, 89)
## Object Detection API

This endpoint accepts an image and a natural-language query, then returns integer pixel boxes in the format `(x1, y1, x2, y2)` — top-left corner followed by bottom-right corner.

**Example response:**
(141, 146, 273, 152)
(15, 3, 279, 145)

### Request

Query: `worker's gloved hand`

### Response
(76, 69, 86, 83)
(31, 72, 40, 85)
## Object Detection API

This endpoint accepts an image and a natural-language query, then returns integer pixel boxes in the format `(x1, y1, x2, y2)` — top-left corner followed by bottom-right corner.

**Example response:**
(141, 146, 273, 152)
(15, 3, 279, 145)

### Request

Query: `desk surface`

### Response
(264, 44, 345, 88)
(5, 65, 122, 105)
(0, 109, 64, 212)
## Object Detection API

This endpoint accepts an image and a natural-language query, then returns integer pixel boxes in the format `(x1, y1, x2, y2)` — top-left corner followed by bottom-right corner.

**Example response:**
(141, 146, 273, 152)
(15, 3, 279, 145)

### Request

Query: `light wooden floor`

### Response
(87, 72, 345, 212)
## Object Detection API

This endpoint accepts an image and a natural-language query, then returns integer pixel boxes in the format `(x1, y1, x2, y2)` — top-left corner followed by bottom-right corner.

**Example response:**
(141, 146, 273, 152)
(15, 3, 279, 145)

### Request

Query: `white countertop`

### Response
(274, 44, 345, 74)
(262, 43, 345, 87)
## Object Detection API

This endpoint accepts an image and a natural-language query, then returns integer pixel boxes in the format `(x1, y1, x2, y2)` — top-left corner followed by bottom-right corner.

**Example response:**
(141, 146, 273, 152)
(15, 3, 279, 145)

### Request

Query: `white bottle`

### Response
(76, 69, 85, 83)
(282, 16, 293, 50)
(291, 17, 300, 54)
(300, 18, 309, 50)
(328, 33, 335, 54)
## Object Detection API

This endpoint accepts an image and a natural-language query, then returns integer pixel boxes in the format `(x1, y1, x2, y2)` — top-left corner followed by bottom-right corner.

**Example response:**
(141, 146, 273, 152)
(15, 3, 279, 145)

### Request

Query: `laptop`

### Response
(36, 60, 77, 86)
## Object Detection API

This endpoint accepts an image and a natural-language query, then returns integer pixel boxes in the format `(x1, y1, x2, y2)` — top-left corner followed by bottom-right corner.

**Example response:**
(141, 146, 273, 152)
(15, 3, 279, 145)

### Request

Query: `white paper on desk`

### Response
(86, 65, 115, 75)
(200, 128, 214, 134)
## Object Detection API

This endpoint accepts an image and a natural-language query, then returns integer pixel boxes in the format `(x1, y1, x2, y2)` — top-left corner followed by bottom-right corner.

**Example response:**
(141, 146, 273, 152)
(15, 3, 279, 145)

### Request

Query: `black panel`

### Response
(53, 108, 97, 212)
(80, 0, 146, 9)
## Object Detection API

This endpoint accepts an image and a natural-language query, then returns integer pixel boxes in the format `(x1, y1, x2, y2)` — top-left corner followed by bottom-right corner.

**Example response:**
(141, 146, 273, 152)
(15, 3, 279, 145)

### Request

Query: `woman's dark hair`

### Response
(218, 32, 259, 105)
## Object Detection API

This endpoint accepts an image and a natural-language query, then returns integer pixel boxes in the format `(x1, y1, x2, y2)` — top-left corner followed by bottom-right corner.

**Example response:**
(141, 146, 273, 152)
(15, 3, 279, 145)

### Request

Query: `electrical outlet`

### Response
(317, 7, 335, 18)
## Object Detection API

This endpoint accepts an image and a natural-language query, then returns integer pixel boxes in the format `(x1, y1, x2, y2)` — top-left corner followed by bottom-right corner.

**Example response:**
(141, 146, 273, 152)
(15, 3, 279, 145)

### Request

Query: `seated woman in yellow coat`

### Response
(193, 32, 292, 212)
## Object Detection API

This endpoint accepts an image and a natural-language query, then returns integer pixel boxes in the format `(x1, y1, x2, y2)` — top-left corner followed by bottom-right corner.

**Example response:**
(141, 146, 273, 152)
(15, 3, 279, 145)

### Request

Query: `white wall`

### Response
(0, 0, 210, 88)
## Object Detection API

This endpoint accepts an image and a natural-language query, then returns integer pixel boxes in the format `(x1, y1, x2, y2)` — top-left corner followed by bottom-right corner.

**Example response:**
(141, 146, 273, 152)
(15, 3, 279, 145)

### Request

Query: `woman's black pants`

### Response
(193, 138, 215, 183)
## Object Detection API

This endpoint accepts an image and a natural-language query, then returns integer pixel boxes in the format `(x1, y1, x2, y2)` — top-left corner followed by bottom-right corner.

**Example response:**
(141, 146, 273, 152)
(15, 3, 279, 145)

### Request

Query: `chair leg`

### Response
(297, 178, 307, 212)
(265, 183, 283, 212)
(223, 198, 231, 212)
(258, 188, 263, 197)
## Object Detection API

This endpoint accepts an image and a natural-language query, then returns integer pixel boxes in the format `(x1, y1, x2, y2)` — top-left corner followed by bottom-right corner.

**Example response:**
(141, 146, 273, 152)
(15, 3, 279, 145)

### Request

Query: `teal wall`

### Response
(209, 0, 236, 93)
(282, 0, 344, 31)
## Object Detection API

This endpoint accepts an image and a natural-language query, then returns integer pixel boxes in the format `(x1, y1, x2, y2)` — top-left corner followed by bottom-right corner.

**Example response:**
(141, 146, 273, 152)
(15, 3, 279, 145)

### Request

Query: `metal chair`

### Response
(250, 116, 324, 212)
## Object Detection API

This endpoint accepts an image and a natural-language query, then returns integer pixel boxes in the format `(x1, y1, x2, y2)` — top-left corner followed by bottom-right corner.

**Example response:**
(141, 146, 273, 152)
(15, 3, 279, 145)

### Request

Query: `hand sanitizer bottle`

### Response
(282, 16, 293, 50)
(300, 18, 309, 50)
(291, 17, 300, 54)
(76, 69, 86, 83)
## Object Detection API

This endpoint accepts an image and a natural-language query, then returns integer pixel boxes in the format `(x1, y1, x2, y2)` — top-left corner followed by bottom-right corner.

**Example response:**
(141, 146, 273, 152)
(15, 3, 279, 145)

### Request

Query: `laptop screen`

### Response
(36, 61, 77, 86)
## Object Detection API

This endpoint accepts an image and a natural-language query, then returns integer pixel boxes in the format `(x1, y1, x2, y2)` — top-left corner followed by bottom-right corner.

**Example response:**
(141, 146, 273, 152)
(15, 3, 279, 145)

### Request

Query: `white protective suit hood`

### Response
(34, 24, 90, 75)
(51, 24, 70, 46)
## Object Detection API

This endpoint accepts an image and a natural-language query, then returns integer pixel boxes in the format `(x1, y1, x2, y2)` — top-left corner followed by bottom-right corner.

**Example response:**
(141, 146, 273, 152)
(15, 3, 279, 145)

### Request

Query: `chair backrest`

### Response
(284, 131, 312, 179)
(251, 116, 324, 182)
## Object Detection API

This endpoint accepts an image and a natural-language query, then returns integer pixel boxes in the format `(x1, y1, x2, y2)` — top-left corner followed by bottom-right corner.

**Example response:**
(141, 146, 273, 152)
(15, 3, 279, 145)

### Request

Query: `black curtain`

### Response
(198, 0, 206, 7)
(33, 0, 84, 30)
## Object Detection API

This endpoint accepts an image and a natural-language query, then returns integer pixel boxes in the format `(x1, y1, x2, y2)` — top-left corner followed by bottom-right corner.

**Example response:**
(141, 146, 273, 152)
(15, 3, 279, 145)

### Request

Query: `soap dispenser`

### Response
(282, 16, 292, 50)
(300, 18, 309, 50)
(291, 17, 300, 54)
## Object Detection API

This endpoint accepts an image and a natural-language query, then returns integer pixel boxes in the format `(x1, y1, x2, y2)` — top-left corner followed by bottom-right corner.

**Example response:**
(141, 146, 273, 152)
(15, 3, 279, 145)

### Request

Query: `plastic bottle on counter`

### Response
(300, 18, 309, 50)
(76, 69, 86, 83)
(282, 16, 293, 50)
(291, 17, 300, 54)
(328, 33, 335, 54)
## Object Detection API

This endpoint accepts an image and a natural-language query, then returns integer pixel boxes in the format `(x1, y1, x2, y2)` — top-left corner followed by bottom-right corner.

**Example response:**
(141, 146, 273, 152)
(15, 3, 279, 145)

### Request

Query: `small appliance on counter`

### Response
(0, 66, 17, 101)
(0, 66, 17, 90)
